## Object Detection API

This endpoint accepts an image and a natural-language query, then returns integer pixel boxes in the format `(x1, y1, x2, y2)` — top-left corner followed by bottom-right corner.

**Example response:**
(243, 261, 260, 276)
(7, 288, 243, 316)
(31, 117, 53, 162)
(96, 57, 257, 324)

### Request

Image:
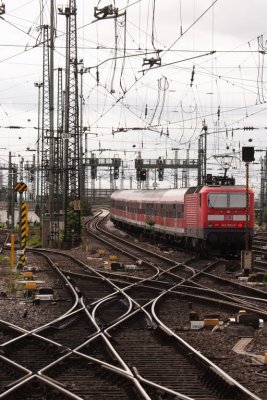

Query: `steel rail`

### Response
(151, 293, 263, 400)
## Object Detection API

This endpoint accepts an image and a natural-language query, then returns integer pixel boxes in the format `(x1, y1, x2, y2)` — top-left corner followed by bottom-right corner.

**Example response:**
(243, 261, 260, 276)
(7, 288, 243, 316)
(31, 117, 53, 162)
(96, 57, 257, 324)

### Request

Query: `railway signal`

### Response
(140, 169, 147, 181)
(134, 155, 199, 187)
(242, 147, 255, 162)
(136, 169, 147, 181)
(158, 168, 164, 181)
(241, 146, 255, 274)
(114, 167, 119, 180)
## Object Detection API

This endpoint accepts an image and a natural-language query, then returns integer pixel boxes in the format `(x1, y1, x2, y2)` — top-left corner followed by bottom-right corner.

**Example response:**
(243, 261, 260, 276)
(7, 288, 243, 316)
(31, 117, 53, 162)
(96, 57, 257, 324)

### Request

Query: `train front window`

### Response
(208, 193, 227, 208)
(208, 193, 247, 208)
(229, 193, 246, 208)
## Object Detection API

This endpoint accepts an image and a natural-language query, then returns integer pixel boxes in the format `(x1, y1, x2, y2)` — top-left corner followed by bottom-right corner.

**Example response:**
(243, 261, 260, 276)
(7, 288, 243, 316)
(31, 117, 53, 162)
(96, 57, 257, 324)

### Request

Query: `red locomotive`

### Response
(110, 185, 254, 256)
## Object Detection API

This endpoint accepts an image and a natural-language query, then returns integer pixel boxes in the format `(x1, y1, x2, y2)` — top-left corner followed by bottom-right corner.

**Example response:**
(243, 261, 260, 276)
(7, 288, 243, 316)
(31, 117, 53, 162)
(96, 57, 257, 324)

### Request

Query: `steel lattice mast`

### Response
(48, 0, 57, 244)
(41, 6, 58, 246)
(41, 24, 50, 212)
(59, 0, 81, 245)
(56, 67, 64, 190)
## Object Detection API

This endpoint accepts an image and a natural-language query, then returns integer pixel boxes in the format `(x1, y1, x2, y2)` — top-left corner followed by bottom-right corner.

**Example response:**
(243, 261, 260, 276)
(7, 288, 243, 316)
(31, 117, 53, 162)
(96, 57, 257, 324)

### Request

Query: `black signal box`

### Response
(242, 147, 254, 162)
(140, 169, 147, 181)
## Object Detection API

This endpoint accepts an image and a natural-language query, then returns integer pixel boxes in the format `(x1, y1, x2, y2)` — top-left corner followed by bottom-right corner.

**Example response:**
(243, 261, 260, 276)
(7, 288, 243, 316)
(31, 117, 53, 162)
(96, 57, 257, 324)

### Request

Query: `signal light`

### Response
(136, 168, 147, 181)
(114, 167, 119, 180)
(158, 168, 164, 181)
(91, 166, 97, 179)
(242, 146, 255, 162)
(140, 169, 147, 181)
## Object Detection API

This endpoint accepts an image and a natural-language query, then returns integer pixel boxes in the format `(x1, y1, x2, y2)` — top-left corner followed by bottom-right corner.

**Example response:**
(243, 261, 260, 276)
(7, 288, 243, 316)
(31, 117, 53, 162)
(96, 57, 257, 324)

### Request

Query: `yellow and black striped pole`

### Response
(25, 202, 29, 237)
(18, 202, 27, 268)
(13, 182, 28, 270)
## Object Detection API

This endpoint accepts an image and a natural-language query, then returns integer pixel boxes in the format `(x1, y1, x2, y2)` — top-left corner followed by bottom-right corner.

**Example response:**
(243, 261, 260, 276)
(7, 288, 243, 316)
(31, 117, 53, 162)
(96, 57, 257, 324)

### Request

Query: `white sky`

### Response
(0, 0, 267, 191)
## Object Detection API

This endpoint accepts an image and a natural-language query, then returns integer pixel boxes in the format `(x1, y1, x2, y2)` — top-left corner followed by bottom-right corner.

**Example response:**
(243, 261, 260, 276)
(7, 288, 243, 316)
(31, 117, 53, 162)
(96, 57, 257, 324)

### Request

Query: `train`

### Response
(110, 185, 254, 256)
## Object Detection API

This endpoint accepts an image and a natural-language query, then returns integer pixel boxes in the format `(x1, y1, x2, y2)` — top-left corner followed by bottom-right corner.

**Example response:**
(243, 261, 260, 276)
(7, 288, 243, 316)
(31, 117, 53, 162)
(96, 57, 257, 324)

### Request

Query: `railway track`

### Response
(0, 217, 266, 399)
(92, 211, 267, 316)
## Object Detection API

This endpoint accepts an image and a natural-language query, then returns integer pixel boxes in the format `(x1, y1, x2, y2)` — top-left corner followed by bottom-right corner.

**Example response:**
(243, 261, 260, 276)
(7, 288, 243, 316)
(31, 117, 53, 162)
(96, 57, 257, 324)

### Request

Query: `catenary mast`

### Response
(59, 0, 81, 246)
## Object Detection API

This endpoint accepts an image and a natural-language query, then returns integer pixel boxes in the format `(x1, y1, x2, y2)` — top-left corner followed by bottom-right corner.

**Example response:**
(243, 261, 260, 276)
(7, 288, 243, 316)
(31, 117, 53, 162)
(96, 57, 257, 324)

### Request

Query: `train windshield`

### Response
(208, 193, 246, 208)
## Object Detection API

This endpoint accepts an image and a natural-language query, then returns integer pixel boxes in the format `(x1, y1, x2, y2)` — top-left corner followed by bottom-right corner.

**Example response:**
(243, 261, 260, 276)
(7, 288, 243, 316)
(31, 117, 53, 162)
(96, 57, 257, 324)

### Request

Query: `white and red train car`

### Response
(110, 185, 254, 256)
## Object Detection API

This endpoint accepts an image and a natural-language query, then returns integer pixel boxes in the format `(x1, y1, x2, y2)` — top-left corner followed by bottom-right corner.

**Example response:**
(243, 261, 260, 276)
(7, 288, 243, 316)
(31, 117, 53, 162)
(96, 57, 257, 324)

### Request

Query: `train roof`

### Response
(111, 186, 254, 203)
(111, 188, 189, 203)
(198, 185, 253, 194)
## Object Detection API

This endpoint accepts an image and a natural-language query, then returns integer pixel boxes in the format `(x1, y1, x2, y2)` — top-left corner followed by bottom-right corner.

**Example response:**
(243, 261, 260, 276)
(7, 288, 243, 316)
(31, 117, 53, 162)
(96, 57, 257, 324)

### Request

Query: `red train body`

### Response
(110, 185, 254, 256)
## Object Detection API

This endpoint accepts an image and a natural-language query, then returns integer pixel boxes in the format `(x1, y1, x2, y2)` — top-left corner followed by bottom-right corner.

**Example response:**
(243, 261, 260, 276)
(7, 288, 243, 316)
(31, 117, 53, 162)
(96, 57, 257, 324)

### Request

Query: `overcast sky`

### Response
(0, 0, 267, 191)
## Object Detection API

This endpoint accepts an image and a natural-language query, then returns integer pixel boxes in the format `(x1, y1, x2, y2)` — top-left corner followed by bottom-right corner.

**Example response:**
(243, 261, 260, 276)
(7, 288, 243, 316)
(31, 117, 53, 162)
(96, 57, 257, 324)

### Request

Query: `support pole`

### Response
(18, 202, 27, 269)
(49, 0, 55, 241)
(245, 161, 249, 251)
(10, 234, 15, 266)
(34, 82, 43, 208)
(241, 151, 254, 275)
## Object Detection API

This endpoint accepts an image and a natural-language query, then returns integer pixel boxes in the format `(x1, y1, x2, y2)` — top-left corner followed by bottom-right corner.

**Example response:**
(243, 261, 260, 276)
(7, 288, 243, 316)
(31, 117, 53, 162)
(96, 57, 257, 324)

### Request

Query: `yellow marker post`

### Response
(10, 234, 15, 266)
(18, 202, 27, 268)
(25, 282, 37, 290)
(25, 202, 29, 237)
(23, 271, 33, 279)
(13, 182, 28, 270)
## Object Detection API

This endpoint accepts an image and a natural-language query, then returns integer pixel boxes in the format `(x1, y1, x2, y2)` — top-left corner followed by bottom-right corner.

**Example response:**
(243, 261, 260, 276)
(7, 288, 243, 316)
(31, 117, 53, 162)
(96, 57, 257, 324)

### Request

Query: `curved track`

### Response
(0, 216, 266, 400)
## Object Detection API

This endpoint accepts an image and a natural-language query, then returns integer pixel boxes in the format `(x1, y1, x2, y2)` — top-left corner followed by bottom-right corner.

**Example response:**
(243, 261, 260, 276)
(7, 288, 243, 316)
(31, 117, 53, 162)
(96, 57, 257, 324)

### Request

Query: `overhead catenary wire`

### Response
(1, 0, 267, 185)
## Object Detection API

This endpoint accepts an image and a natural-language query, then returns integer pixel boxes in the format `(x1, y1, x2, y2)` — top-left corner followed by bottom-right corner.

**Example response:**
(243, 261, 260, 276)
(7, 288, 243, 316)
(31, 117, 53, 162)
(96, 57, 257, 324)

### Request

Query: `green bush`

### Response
(27, 234, 42, 247)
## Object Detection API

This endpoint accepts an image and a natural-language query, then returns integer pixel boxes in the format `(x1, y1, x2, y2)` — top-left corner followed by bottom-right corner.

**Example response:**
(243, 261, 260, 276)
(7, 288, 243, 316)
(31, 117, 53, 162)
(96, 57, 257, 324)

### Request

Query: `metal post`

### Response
(8, 152, 13, 227)
(34, 82, 43, 205)
(19, 157, 24, 181)
(49, 0, 55, 240)
(197, 135, 203, 185)
(63, 8, 70, 244)
(110, 167, 114, 190)
(11, 166, 17, 229)
(120, 161, 124, 190)
(241, 160, 254, 274)
(18, 158, 23, 242)
(84, 130, 88, 193)
(11, 172, 15, 230)
(18, 192, 22, 255)
(186, 147, 190, 186)
(245, 161, 249, 250)
(60, 1, 81, 245)
(259, 150, 267, 226)
(203, 122, 208, 183)
(32, 154, 36, 200)
(79, 66, 84, 201)
(10, 233, 15, 266)
(174, 150, 178, 189)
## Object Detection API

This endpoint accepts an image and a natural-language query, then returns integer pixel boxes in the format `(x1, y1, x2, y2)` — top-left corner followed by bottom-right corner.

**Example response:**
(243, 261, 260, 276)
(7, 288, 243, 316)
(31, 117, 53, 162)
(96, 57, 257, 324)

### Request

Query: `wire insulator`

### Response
(190, 65, 195, 87)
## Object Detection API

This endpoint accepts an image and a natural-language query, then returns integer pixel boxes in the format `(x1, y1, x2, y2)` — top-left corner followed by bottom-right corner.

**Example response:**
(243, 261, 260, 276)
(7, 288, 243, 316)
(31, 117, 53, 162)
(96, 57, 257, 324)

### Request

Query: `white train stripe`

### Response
(207, 215, 224, 221)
